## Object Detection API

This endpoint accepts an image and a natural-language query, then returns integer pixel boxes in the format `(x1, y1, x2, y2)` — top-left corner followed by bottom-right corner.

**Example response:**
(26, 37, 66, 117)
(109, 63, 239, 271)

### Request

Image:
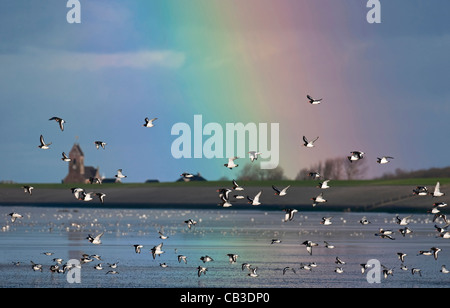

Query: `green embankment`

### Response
(3, 177, 449, 189)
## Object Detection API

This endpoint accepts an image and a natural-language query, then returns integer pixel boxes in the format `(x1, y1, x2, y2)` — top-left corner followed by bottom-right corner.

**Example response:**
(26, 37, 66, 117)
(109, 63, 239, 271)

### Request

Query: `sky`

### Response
(0, 0, 449, 183)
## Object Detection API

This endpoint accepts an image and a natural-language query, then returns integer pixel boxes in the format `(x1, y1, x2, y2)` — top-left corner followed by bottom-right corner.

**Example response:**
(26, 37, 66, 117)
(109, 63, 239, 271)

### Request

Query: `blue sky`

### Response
(0, 1, 449, 183)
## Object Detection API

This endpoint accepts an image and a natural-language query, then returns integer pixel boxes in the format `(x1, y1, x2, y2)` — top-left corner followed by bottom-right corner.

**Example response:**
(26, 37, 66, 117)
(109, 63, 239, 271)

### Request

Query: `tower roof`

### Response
(69, 143, 84, 157)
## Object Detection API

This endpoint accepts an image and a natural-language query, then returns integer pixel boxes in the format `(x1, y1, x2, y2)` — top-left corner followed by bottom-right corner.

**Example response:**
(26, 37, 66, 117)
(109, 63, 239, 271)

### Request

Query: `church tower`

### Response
(63, 143, 100, 183)
(63, 143, 86, 183)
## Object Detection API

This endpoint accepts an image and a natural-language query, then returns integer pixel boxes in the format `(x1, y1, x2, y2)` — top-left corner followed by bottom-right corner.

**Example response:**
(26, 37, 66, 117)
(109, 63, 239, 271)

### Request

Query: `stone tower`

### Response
(63, 143, 100, 183)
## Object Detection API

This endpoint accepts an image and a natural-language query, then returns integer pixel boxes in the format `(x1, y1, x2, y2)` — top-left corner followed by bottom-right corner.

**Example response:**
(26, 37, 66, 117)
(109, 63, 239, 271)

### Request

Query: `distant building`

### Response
(63, 143, 101, 184)
(145, 179, 160, 183)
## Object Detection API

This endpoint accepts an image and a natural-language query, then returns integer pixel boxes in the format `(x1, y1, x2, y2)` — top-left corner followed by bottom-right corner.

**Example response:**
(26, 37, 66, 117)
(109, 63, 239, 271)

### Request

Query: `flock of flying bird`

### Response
(5, 95, 450, 283)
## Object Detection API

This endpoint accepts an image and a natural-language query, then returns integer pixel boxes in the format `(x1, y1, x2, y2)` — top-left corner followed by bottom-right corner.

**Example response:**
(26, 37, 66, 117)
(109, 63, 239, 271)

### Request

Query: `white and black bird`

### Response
(382, 266, 394, 279)
(440, 265, 449, 274)
(115, 169, 127, 181)
(91, 254, 102, 261)
(283, 208, 298, 222)
(232, 179, 244, 191)
(377, 156, 394, 164)
(181, 172, 194, 178)
(324, 241, 335, 249)
(49, 116, 66, 131)
(433, 213, 448, 224)
(311, 192, 327, 207)
(143, 117, 158, 128)
(218, 196, 233, 208)
(431, 247, 442, 260)
(248, 151, 262, 162)
(89, 177, 102, 184)
(30, 261, 43, 272)
(134, 244, 143, 254)
(242, 263, 251, 271)
(158, 230, 169, 240)
(95, 193, 106, 204)
(302, 136, 319, 148)
(217, 188, 232, 200)
(8, 212, 23, 223)
(307, 94, 322, 105)
(399, 227, 413, 237)
(434, 224, 448, 234)
(430, 181, 445, 197)
(439, 231, 450, 239)
(413, 186, 428, 196)
(396, 215, 412, 226)
(248, 267, 259, 277)
(411, 268, 422, 277)
(178, 255, 187, 264)
(224, 157, 239, 169)
(70, 187, 84, 200)
(335, 256, 346, 265)
(86, 232, 104, 245)
(301, 240, 318, 255)
(433, 202, 447, 209)
(180, 173, 194, 181)
(375, 229, 395, 240)
(200, 255, 214, 263)
(150, 243, 165, 259)
(61, 152, 71, 162)
(320, 216, 333, 225)
(418, 249, 433, 257)
(247, 191, 262, 206)
(308, 172, 321, 179)
(360, 263, 372, 274)
(272, 185, 290, 196)
(429, 207, 441, 216)
(197, 266, 208, 277)
(94, 141, 107, 149)
(38, 135, 52, 149)
(22, 185, 34, 195)
(80, 191, 94, 202)
(397, 252, 407, 263)
(227, 254, 239, 264)
(317, 180, 331, 189)
(348, 151, 364, 162)
(184, 218, 197, 229)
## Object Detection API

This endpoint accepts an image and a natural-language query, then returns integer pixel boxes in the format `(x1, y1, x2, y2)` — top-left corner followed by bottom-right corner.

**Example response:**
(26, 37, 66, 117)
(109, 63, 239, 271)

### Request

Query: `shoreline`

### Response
(0, 184, 445, 213)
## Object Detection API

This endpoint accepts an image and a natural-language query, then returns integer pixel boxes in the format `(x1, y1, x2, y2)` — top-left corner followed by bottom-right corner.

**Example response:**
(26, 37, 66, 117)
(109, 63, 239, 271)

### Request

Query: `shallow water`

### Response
(1, 206, 449, 288)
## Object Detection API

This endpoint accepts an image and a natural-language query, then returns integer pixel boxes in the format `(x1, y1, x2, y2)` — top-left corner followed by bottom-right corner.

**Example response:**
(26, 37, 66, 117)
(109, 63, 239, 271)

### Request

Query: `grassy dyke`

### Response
(1, 177, 449, 189)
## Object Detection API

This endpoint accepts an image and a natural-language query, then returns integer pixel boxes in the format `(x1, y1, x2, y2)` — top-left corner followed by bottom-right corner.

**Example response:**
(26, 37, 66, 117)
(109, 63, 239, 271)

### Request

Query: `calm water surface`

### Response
(1, 206, 449, 288)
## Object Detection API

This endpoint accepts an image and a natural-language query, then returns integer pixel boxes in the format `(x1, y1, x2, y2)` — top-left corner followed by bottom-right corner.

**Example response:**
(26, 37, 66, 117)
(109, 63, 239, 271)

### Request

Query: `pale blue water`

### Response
(1, 206, 449, 288)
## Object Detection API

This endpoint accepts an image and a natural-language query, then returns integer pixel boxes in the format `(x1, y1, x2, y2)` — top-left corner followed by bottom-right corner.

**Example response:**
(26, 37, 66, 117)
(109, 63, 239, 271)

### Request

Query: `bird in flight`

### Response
(377, 156, 394, 164)
(49, 116, 66, 131)
(94, 141, 107, 149)
(302, 136, 319, 148)
(38, 135, 52, 149)
(143, 117, 158, 128)
(307, 94, 322, 105)
(224, 157, 239, 169)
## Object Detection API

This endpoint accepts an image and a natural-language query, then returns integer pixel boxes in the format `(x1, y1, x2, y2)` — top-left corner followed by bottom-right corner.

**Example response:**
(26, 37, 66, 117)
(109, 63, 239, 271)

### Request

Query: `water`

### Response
(1, 206, 449, 288)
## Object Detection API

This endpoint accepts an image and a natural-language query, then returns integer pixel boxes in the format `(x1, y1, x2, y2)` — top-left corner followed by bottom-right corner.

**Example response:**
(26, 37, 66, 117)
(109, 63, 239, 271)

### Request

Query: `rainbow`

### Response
(120, 1, 395, 181)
